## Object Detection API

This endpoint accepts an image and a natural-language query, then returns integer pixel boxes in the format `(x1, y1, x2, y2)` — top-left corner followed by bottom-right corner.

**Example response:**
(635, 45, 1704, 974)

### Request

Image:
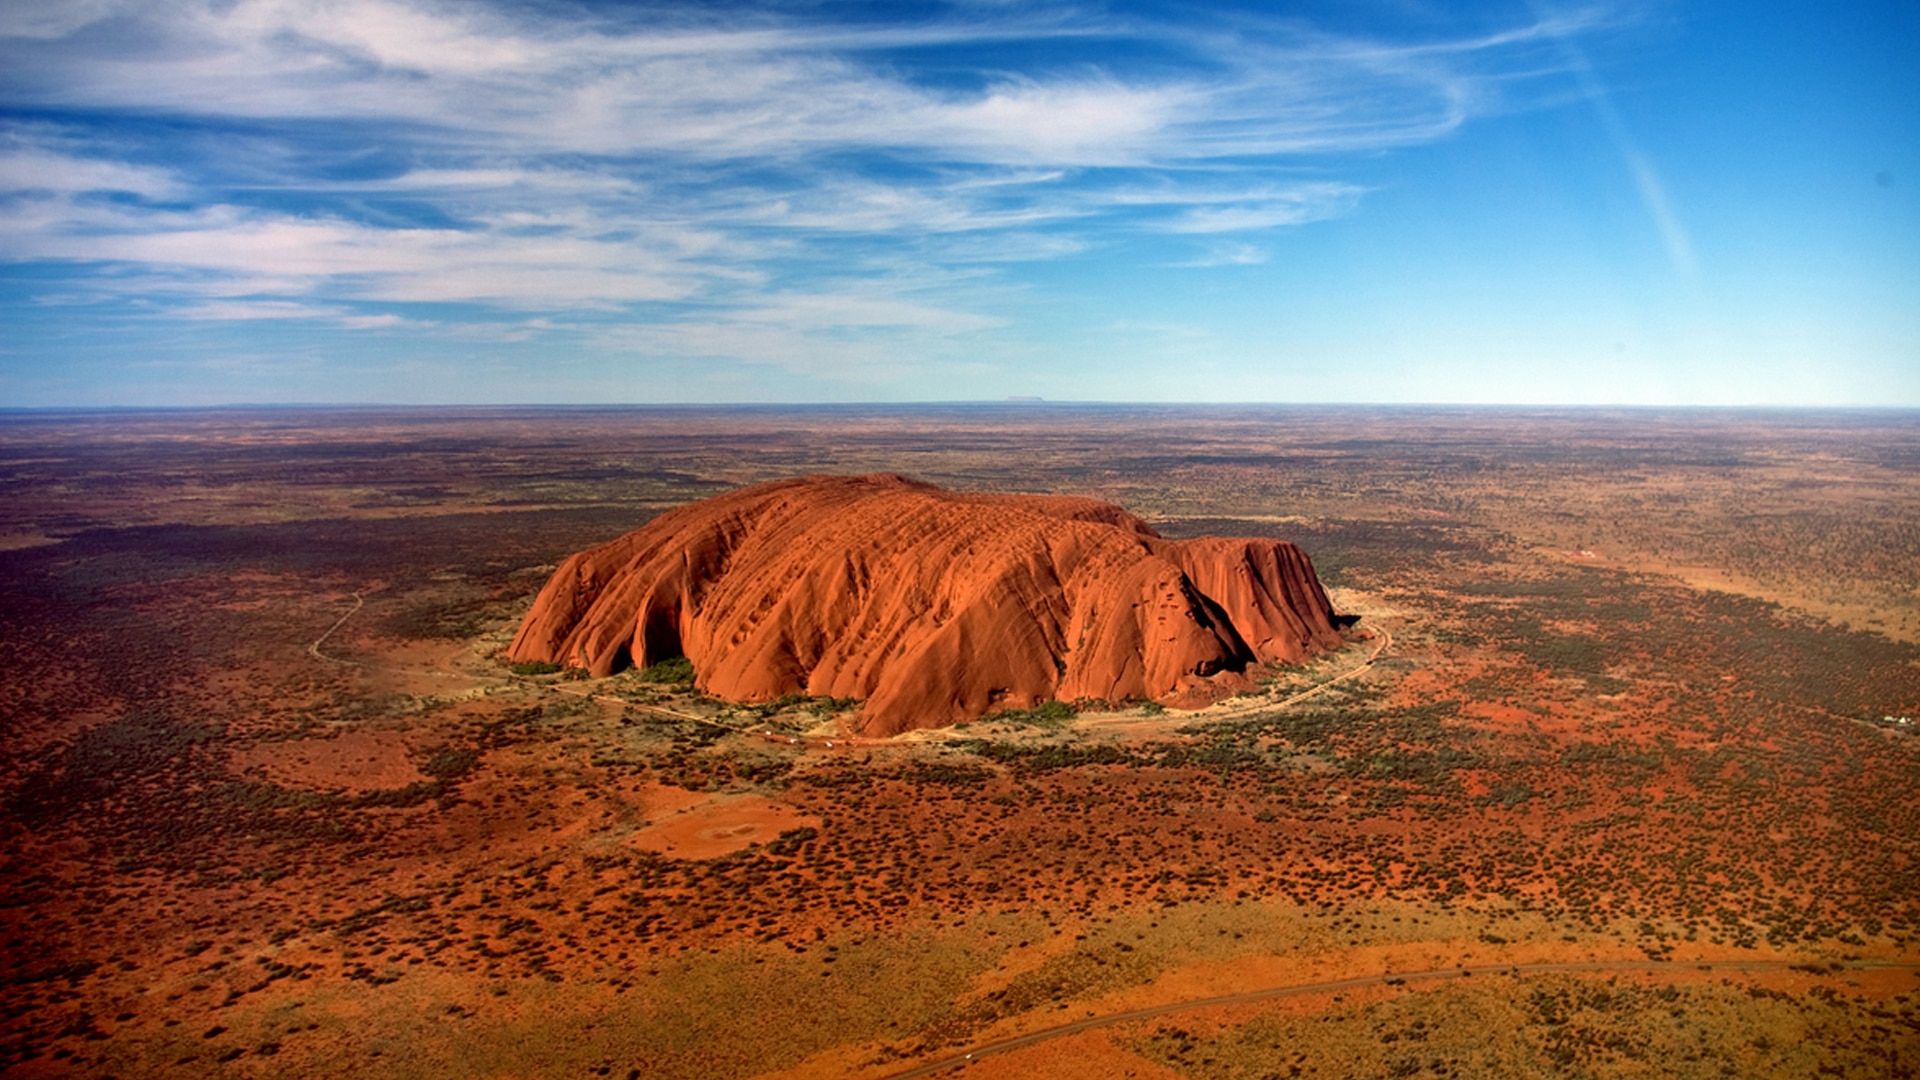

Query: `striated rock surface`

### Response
(510, 474, 1345, 736)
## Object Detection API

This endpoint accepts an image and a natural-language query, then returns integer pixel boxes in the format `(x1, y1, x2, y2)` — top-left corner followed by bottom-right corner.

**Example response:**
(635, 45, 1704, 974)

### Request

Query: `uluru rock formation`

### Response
(510, 474, 1345, 736)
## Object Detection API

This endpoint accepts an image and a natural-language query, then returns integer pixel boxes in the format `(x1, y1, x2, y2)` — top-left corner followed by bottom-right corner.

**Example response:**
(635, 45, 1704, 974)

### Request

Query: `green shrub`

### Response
(509, 661, 562, 676)
(419, 746, 480, 781)
(635, 656, 695, 684)
(1030, 699, 1077, 722)
(995, 699, 1078, 727)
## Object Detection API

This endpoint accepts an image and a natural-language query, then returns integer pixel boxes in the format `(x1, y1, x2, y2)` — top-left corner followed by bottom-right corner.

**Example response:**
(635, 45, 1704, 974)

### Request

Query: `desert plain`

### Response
(1, 403, 1918, 1078)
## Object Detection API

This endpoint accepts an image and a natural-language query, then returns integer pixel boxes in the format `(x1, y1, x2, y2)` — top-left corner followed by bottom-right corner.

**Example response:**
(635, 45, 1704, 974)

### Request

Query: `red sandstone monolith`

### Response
(509, 474, 1344, 735)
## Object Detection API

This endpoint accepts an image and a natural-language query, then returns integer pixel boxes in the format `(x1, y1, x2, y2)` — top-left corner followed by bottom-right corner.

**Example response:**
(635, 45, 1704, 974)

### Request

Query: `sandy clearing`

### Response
(631, 791, 822, 860)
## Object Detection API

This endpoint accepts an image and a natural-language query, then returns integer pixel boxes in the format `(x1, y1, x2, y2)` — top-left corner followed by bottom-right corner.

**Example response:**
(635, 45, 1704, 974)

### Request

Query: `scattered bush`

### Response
(418, 746, 480, 781)
(635, 657, 695, 684)
(995, 699, 1078, 727)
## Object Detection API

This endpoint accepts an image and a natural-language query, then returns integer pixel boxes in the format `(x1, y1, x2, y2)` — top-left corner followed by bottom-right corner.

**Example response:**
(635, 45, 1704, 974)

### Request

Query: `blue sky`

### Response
(1, 0, 1914, 406)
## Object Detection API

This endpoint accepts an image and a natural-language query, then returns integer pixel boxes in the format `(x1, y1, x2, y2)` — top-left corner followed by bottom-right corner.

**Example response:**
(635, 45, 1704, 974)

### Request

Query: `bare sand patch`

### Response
(631, 792, 821, 860)
(362, 635, 501, 694)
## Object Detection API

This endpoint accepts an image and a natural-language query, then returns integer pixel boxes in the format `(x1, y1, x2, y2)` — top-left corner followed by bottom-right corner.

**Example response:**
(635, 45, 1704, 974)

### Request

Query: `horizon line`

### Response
(3, 401, 1920, 415)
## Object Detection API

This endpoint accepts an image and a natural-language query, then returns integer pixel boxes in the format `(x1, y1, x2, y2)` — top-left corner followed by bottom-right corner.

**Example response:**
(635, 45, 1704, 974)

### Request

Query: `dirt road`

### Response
(881, 956, 1920, 1078)
(307, 591, 364, 664)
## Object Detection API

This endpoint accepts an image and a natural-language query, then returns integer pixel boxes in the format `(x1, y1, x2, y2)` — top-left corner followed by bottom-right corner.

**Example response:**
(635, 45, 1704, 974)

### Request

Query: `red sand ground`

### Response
(230, 730, 428, 794)
(5, 410, 1919, 1078)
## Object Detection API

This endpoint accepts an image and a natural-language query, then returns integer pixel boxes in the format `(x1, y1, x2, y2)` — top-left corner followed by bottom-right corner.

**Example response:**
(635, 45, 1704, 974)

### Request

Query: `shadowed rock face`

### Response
(510, 474, 1344, 735)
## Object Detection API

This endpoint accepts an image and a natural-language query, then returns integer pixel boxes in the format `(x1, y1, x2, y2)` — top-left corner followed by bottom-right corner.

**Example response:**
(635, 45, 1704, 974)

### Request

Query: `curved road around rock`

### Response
(881, 956, 1920, 1078)
(1256, 622, 1393, 712)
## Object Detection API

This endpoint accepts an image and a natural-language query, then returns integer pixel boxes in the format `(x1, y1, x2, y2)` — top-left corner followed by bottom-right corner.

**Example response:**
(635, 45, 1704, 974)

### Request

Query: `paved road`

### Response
(881, 956, 1920, 1078)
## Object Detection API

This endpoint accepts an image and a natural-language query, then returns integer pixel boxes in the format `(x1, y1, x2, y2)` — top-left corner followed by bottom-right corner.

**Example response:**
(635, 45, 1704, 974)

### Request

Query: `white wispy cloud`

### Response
(3, 1, 1566, 163)
(1171, 242, 1269, 268)
(0, 196, 710, 306)
(1157, 183, 1367, 233)
(731, 293, 1004, 335)
(0, 145, 181, 199)
(172, 299, 349, 321)
(169, 298, 435, 330)
(0, 0, 1615, 374)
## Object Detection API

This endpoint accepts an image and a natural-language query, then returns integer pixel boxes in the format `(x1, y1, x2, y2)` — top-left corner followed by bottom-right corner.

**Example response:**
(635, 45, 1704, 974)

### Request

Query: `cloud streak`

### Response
(0, 0, 1610, 378)
(1529, 1, 1698, 278)
(2, 1, 1572, 164)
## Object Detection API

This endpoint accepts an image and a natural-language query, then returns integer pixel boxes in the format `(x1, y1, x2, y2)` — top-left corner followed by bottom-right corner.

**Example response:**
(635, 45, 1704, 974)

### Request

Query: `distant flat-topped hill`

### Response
(510, 474, 1345, 735)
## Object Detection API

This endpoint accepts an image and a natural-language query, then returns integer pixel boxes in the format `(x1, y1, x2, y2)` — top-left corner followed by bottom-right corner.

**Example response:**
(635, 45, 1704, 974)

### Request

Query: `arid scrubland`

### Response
(2, 405, 1916, 1077)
